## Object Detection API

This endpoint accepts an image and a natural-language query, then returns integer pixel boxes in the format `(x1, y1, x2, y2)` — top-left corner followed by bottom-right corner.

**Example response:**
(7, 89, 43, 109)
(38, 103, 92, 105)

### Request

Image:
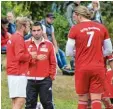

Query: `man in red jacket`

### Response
(25, 22, 57, 109)
(7, 17, 37, 109)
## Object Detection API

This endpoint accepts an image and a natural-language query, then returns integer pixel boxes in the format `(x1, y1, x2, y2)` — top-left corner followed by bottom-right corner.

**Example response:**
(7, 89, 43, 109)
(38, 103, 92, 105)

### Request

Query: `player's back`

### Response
(69, 21, 108, 70)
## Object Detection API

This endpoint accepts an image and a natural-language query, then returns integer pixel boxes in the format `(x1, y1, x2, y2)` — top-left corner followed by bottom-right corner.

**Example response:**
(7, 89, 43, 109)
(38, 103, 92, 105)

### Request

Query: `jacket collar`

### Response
(31, 37, 45, 45)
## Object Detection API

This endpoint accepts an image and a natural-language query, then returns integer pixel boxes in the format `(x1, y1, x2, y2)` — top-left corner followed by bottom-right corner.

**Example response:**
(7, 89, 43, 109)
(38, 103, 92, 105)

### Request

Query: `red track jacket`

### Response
(25, 38, 57, 80)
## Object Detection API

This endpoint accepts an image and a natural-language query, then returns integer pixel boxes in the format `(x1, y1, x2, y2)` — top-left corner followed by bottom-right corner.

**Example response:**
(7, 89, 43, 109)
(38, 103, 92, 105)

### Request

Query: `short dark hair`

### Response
(32, 21, 43, 30)
(1, 17, 9, 37)
(1, 17, 9, 24)
(46, 13, 55, 18)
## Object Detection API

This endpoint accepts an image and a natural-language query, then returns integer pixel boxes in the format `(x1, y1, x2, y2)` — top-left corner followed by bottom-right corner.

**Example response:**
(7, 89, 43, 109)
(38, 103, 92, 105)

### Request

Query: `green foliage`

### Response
(54, 13, 69, 50)
(1, 1, 113, 44)
(13, 2, 31, 17)
(1, 1, 31, 17)
(100, 1, 113, 42)
(1, 1, 12, 17)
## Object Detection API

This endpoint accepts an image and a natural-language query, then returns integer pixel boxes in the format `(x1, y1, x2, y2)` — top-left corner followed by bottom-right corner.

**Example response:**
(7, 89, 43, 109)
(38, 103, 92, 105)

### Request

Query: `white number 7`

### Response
(87, 31, 94, 47)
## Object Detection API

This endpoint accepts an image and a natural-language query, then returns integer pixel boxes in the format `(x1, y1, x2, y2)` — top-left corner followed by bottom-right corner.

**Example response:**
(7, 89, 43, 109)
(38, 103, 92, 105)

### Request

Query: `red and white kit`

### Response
(68, 21, 110, 94)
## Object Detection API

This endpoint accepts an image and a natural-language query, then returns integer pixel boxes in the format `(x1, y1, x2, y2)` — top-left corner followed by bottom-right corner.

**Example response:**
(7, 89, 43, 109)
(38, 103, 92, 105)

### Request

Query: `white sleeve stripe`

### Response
(68, 38, 75, 45)
(66, 38, 75, 56)
(42, 24, 46, 33)
(104, 38, 111, 42)
(103, 38, 112, 57)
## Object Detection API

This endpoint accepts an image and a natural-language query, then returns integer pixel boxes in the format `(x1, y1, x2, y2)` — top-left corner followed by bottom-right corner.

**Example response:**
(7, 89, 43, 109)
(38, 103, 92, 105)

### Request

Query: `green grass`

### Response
(53, 75, 78, 109)
(1, 54, 107, 109)
(1, 54, 78, 109)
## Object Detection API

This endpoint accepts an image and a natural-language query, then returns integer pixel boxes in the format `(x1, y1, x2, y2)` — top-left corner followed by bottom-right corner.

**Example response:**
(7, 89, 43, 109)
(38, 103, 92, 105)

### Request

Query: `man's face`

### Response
(7, 12, 14, 23)
(92, 1, 98, 9)
(46, 17, 54, 24)
(23, 21, 31, 35)
(25, 21, 31, 33)
(31, 26, 43, 40)
(73, 12, 80, 23)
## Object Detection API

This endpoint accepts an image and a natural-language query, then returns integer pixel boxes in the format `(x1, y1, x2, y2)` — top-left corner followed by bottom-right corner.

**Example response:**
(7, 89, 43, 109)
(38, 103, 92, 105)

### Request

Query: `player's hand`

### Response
(37, 54, 47, 61)
(29, 52, 37, 59)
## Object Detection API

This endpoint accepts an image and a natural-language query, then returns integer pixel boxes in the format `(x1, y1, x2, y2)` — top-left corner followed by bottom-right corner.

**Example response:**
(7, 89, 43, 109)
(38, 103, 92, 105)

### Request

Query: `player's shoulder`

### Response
(70, 24, 80, 31)
(25, 38, 32, 46)
(25, 38, 31, 42)
(45, 39, 53, 44)
(11, 33, 23, 42)
(91, 21, 106, 30)
(44, 40, 54, 47)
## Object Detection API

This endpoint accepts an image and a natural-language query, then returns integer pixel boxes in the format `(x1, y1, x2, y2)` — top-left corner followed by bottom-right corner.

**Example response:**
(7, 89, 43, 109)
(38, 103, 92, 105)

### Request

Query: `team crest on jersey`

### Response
(40, 48, 48, 52)
(28, 45, 33, 52)
(41, 44, 46, 48)
(29, 45, 33, 48)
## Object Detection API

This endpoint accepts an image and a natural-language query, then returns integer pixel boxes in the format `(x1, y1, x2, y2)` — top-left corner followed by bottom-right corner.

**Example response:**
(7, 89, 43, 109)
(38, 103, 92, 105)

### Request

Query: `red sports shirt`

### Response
(68, 21, 110, 70)
(25, 39, 57, 80)
(7, 32, 31, 75)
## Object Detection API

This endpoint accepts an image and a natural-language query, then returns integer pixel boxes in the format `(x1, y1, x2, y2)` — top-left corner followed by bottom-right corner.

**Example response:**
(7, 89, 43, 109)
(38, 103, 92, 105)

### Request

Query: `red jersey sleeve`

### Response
(49, 43, 57, 80)
(14, 37, 31, 62)
(68, 26, 76, 39)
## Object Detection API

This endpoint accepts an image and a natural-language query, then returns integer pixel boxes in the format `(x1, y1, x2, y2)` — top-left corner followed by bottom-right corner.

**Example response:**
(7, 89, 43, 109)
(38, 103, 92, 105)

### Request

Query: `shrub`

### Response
(53, 13, 70, 50)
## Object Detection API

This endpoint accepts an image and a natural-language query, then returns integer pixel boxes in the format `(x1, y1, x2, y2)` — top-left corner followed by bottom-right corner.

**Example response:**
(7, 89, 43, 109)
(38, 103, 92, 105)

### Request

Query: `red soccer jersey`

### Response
(68, 21, 110, 70)
(7, 32, 31, 75)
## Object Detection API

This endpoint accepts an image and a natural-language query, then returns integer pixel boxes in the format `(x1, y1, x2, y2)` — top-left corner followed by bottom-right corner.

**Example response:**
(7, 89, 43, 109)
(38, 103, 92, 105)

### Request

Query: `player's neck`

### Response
(33, 37, 43, 44)
(16, 30, 24, 37)
(80, 18, 91, 22)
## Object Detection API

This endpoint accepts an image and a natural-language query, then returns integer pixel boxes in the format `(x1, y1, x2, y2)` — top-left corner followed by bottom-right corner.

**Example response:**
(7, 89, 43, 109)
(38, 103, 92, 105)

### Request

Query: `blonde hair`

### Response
(16, 17, 29, 30)
(74, 5, 92, 19)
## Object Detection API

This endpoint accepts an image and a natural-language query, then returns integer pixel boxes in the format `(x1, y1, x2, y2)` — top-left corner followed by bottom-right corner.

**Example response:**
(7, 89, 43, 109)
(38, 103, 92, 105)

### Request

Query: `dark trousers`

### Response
(25, 77, 54, 109)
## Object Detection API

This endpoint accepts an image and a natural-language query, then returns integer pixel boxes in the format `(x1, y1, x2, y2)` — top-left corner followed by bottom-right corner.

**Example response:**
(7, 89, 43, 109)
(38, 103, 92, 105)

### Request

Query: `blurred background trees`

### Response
(1, 1, 113, 49)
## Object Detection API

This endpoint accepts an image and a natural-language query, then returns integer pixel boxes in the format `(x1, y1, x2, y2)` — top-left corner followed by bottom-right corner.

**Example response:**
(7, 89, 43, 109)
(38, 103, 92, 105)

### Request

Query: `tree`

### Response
(1, 1, 31, 17)
(1, 1, 113, 47)
(100, 1, 113, 42)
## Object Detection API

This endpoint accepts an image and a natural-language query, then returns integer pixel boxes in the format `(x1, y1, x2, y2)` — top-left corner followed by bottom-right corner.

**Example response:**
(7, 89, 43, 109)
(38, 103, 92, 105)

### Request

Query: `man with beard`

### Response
(25, 22, 57, 109)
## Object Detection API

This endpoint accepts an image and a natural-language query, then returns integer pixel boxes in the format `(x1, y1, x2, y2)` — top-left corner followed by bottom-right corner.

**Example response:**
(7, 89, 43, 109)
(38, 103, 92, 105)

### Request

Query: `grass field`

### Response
(1, 54, 78, 109)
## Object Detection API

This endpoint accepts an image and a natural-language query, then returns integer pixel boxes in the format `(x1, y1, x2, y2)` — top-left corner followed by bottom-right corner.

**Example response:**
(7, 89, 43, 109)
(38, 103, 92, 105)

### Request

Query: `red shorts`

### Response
(102, 70, 113, 98)
(75, 68, 105, 94)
